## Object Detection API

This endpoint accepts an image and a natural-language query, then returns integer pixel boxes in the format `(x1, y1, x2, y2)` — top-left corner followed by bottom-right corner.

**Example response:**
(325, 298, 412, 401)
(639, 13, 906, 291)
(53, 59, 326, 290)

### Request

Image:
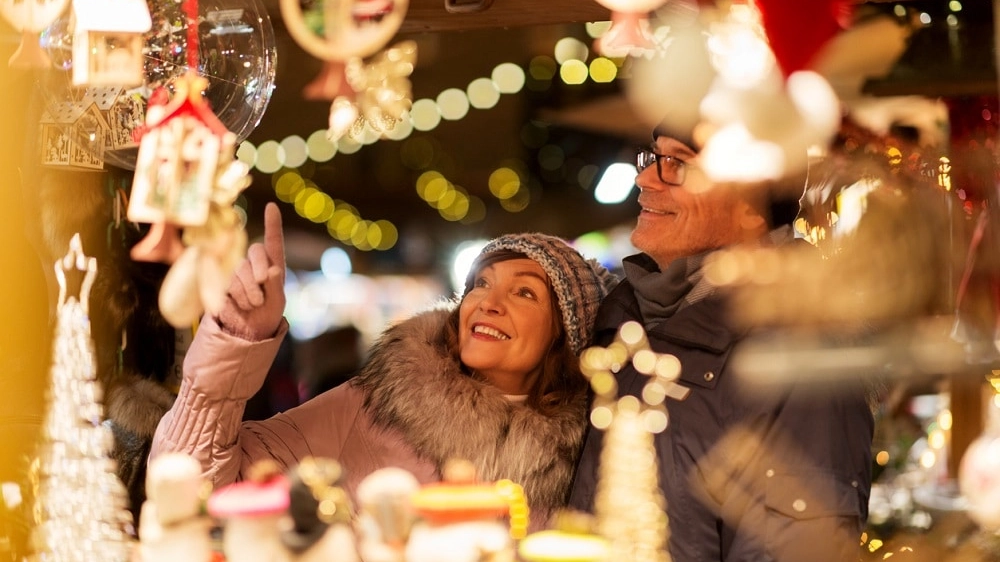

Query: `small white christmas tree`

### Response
(28, 234, 136, 562)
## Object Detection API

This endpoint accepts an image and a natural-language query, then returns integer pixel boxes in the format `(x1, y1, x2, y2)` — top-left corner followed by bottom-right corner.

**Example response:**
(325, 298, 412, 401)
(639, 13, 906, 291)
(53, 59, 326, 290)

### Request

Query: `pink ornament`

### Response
(959, 427, 1000, 530)
(592, 0, 668, 58)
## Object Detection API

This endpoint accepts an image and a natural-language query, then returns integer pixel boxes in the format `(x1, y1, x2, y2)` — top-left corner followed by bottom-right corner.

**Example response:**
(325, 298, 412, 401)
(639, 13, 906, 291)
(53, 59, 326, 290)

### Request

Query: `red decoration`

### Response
(753, 0, 853, 77)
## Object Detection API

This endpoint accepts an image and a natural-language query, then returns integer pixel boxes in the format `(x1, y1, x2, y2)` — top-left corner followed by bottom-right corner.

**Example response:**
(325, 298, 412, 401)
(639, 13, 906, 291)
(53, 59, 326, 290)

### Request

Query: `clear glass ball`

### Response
(41, 0, 277, 170)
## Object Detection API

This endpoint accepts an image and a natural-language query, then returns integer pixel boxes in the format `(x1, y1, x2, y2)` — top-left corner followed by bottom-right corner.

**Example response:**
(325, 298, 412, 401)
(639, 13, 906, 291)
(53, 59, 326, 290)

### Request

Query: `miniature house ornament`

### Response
(71, 0, 151, 86)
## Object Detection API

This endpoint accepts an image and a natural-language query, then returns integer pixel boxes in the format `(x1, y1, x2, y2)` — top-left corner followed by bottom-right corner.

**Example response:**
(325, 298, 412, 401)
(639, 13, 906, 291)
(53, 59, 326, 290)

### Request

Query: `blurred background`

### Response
(3, 0, 1000, 559)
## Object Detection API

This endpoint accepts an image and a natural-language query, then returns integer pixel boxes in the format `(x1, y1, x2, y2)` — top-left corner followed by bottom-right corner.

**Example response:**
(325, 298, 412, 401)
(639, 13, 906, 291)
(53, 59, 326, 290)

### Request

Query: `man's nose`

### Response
(635, 166, 665, 191)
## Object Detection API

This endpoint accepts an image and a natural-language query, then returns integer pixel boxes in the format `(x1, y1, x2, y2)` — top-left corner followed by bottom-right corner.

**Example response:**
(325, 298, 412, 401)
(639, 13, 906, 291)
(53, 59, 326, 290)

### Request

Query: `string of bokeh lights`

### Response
(235, 23, 620, 251)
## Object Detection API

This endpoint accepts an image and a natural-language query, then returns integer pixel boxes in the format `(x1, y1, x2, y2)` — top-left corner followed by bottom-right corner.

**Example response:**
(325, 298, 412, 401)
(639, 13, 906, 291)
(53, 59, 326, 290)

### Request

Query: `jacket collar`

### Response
(351, 307, 588, 514)
(595, 254, 746, 353)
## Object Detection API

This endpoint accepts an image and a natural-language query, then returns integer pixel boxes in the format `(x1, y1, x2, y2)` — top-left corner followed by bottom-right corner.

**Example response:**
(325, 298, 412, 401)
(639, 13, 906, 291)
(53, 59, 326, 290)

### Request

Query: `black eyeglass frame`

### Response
(635, 148, 688, 186)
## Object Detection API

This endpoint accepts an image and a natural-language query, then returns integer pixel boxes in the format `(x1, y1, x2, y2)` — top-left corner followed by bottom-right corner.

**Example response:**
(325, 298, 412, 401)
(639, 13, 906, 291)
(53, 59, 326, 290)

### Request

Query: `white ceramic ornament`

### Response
(138, 453, 213, 562)
(3, 0, 69, 67)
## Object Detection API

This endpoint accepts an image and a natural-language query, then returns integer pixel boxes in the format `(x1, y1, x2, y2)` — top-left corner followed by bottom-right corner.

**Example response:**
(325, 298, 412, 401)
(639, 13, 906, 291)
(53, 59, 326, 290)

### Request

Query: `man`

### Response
(568, 127, 874, 562)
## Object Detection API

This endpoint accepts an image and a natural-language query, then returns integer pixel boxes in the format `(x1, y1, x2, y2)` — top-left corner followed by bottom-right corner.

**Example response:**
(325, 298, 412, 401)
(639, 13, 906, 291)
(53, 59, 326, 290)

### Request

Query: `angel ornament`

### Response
(279, 0, 415, 140)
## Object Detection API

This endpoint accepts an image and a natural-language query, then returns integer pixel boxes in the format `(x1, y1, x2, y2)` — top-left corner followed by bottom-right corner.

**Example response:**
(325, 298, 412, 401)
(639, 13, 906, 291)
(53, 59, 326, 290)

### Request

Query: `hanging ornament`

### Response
(580, 321, 686, 562)
(2, 0, 68, 67)
(591, 0, 668, 58)
(70, 0, 151, 86)
(28, 234, 136, 562)
(279, 0, 414, 140)
(128, 72, 251, 327)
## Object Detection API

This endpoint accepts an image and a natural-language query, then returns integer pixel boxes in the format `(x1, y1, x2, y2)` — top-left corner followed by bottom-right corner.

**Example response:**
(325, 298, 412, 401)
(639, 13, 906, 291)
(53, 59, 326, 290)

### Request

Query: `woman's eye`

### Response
(516, 287, 537, 299)
(472, 277, 489, 288)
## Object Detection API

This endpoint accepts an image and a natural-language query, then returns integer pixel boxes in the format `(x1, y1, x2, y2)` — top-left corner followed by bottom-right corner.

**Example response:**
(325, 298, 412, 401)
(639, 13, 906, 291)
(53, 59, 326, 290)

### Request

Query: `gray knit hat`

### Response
(468, 233, 619, 354)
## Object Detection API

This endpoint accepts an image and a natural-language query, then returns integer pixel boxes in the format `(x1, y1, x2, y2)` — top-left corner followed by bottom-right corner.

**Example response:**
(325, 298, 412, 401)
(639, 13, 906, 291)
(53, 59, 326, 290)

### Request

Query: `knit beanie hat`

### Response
(468, 233, 619, 354)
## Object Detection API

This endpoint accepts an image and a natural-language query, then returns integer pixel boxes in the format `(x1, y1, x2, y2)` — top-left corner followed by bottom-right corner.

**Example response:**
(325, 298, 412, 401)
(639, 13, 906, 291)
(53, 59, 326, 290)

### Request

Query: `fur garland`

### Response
(353, 308, 589, 514)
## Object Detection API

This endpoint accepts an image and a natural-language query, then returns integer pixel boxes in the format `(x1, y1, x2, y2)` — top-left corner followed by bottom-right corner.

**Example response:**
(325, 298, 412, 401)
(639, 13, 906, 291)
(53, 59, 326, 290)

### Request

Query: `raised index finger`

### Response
(263, 202, 286, 271)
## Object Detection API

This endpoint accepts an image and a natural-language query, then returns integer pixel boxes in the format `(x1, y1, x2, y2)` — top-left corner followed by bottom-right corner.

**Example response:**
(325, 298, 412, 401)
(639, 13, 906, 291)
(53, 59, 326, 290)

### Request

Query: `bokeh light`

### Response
(554, 37, 589, 65)
(306, 130, 337, 162)
(437, 88, 471, 121)
(280, 135, 308, 168)
(410, 98, 443, 131)
(492, 62, 526, 94)
(467, 77, 501, 110)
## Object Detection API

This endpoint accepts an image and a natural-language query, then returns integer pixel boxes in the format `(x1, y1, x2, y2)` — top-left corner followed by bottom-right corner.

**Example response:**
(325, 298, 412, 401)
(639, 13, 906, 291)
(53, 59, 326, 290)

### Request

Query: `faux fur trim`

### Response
(352, 309, 588, 514)
(106, 375, 176, 438)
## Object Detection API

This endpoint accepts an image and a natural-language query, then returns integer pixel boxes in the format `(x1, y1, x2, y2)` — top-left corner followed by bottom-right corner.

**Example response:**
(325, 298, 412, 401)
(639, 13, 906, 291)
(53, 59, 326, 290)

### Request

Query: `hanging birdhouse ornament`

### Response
(71, 0, 152, 86)
(279, 0, 415, 141)
(129, 73, 231, 251)
(2, 0, 69, 67)
(127, 72, 252, 328)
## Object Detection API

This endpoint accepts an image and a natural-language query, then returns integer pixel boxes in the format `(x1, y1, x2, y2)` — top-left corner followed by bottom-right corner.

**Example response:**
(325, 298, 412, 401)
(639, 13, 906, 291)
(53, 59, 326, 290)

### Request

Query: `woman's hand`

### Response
(215, 203, 287, 341)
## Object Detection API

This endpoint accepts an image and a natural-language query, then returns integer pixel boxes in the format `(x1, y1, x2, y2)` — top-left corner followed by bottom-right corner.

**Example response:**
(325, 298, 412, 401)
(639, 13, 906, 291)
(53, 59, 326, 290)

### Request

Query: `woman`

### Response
(150, 203, 617, 526)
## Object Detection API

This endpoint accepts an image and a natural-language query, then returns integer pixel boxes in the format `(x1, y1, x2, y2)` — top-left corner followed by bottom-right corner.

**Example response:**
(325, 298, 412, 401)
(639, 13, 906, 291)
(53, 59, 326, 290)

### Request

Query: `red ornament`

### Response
(753, 0, 853, 77)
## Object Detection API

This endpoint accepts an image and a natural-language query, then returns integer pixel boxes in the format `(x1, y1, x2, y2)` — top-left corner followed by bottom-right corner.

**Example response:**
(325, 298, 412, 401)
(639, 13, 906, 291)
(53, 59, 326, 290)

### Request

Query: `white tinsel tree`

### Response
(28, 233, 136, 562)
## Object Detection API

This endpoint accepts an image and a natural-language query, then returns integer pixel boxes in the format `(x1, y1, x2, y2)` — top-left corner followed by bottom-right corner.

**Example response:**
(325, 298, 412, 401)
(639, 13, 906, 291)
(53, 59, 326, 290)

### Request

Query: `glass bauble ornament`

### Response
(39, 0, 276, 170)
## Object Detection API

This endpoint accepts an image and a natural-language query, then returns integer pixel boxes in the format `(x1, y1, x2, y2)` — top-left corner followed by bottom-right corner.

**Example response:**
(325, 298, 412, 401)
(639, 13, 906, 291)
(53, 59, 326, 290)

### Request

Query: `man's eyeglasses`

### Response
(636, 148, 688, 186)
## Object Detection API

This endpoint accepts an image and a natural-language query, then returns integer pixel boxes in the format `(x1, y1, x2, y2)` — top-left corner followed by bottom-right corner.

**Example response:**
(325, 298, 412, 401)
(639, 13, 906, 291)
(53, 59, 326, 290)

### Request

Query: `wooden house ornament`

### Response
(128, 72, 237, 262)
(39, 93, 110, 170)
(71, 0, 151, 87)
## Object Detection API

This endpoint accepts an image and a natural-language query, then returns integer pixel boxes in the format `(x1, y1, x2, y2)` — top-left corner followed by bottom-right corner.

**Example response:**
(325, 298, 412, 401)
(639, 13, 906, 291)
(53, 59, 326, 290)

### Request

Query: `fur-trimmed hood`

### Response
(352, 308, 589, 513)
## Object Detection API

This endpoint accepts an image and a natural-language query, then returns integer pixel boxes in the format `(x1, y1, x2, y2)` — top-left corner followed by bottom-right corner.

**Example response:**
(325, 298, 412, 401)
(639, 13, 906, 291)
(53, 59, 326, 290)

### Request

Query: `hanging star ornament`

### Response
(328, 40, 416, 141)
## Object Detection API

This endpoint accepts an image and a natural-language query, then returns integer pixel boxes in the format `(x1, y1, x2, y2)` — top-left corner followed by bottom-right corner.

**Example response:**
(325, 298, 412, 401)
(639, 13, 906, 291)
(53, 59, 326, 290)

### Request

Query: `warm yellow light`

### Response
(255, 140, 285, 173)
(938, 409, 952, 431)
(294, 186, 319, 217)
(274, 171, 305, 203)
(416, 170, 444, 199)
(280, 135, 308, 168)
(410, 98, 442, 131)
(437, 88, 470, 121)
(489, 167, 520, 199)
(306, 130, 337, 162)
(492, 62, 526, 94)
(467, 77, 500, 110)
(302, 190, 333, 222)
(236, 141, 257, 167)
(875, 450, 890, 466)
(559, 59, 589, 85)
(554, 37, 589, 65)
(372, 220, 398, 250)
(589, 57, 618, 83)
